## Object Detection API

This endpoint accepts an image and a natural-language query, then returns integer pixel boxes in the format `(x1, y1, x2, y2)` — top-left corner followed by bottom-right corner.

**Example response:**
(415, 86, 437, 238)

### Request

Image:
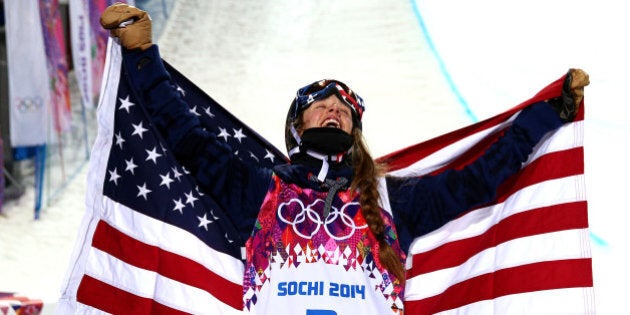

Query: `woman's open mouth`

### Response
(323, 119, 340, 128)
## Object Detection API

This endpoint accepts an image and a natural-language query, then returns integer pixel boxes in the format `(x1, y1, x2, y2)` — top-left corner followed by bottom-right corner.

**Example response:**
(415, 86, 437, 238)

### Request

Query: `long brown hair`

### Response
(350, 128, 406, 283)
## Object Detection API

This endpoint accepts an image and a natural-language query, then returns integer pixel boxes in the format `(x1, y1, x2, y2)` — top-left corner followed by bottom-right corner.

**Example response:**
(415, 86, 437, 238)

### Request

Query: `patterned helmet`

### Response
(284, 79, 365, 155)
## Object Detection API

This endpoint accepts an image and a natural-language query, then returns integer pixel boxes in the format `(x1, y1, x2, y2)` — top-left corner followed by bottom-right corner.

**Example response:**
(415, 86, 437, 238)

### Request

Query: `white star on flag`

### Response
(264, 149, 275, 163)
(118, 95, 135, 113)
(125, 158, 138, 175)
(172, 198, 185, 214)
(172, 167, 183, 181)
(145, 147, 162, 164)
(160, 172, 174, 189)
(217, 127, 230, 142)
(131, 121, 148, 139)
(189, 105, 201, 116)
(185, 190, 198, 207)
(108, 168, 121, 185)
(115, 132, 125, 149)
(136, 183, 152, 200)
(197, 213, 213, 231)
(233, 128, 246, 143)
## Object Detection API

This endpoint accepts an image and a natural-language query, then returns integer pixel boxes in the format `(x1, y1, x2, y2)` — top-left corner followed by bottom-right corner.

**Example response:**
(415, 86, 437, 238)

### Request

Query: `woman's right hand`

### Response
(100, 2, 153, 51)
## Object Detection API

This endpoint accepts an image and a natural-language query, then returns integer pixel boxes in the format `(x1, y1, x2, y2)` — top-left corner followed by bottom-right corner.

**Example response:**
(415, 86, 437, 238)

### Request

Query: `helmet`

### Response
(284, 79, 365, 156)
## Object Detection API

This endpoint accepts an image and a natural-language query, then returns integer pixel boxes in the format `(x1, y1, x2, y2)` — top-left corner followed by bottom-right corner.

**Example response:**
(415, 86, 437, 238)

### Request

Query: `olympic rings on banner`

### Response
(277, 198, 367, 240)
(16, 96, 44, 113)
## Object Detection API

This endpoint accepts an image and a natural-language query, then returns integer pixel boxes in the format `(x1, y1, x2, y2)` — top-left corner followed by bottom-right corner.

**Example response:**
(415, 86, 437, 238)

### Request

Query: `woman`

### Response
(101, 4, 588, 314)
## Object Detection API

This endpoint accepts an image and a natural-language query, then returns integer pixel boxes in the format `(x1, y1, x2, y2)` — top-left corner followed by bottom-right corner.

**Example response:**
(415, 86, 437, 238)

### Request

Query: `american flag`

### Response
(382, 76, 595, 314)
(57, 41, 594, 314)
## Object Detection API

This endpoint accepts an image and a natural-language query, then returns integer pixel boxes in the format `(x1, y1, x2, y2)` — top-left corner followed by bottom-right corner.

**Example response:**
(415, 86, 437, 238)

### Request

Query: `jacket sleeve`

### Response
(121, 45, 271, 243)
(387, 102, 564, 253)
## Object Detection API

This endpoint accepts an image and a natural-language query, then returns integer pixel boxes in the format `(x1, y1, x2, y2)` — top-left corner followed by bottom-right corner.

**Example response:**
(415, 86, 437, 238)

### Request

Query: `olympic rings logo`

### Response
(277, 198, 367, 241)
(16, 96, 44, 113)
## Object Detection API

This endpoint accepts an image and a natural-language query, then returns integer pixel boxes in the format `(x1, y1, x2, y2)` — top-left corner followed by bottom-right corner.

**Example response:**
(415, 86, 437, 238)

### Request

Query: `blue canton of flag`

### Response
(103, 61, 286, 259)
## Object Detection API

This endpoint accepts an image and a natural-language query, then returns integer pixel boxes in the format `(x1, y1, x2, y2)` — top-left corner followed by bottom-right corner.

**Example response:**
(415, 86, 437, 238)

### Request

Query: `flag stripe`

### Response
(381, 111, 517, 172)
(406, 228, 591, 299)
(408, 201, 588, 277)
(433, 287, 595, 315)
(89, 220, 244, 310)
(405, 258, 593, 315)
(99, 196, 244, 283)
(496, 148, 584, 202)
(386, 117, 583, 178)
(385, 118, 514, 176)
(77, 275, 188, 315)
(526, 121, 583, 163)
(406, 174, 585, 254)
(80, 246, 243, 314)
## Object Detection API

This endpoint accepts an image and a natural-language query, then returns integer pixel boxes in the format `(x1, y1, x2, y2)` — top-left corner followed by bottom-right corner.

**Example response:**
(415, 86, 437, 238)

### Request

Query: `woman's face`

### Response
(299, 94, 354, 135)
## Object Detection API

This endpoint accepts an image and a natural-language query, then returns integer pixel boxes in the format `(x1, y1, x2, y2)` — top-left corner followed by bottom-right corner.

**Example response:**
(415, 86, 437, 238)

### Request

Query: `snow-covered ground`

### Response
(1, 0, 627, 313)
